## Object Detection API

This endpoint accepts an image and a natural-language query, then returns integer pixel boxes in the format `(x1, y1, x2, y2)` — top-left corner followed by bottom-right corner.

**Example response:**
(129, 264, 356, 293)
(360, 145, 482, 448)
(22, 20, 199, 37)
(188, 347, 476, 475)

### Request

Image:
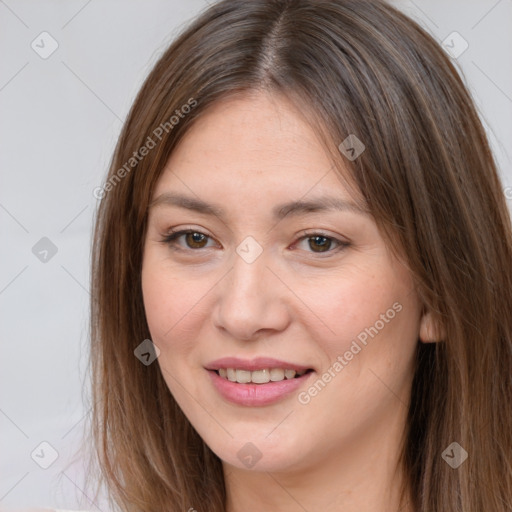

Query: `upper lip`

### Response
(205, 357, 312, 372)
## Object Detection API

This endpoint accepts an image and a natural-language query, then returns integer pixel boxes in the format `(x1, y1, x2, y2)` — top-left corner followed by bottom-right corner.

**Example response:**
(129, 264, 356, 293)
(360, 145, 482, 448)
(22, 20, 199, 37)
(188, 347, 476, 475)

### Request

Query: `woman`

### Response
(87, 0, 512, 510)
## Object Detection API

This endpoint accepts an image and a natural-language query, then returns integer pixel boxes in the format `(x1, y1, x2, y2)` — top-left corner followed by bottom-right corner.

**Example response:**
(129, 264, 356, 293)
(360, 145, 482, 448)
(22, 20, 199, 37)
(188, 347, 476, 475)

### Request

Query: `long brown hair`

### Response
(87, 0, 512, 510)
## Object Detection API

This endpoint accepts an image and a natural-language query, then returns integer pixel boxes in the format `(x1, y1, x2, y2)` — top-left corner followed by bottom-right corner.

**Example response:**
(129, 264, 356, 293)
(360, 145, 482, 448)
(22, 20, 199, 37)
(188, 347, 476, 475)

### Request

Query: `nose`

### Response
(212, 245, 291, 341)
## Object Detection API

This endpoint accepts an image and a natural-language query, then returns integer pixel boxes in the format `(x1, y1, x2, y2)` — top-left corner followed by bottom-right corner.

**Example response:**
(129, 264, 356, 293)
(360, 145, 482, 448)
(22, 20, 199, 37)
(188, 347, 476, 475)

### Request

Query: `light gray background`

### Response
(1, 0, 511, 510)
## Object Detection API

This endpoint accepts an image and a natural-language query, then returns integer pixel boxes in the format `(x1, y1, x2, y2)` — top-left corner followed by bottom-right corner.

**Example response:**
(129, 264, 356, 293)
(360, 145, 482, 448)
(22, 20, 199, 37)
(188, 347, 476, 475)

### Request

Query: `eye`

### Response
(294, 231, 349, 255)
(160, 228, 349, 256)
(161, 229, 217, 250)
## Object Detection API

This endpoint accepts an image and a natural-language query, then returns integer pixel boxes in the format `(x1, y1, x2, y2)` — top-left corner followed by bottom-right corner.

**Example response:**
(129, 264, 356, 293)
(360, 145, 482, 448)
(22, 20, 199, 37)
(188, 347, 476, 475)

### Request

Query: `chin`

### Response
(208, 435, 308, 473)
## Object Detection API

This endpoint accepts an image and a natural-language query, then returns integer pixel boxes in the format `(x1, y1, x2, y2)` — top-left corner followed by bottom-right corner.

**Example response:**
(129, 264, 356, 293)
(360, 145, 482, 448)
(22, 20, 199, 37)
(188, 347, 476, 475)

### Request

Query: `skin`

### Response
(142, 90, 436, 512)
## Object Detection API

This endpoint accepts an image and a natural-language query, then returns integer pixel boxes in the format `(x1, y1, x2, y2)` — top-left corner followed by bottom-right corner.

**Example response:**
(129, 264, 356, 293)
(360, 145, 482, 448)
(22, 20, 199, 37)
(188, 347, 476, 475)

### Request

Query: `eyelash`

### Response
(160, 228, 350, 257)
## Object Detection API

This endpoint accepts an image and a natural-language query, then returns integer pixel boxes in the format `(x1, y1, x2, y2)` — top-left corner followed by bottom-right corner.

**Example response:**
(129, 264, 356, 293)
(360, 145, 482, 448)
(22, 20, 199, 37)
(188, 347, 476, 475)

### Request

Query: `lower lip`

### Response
(207, 369, 314, 406)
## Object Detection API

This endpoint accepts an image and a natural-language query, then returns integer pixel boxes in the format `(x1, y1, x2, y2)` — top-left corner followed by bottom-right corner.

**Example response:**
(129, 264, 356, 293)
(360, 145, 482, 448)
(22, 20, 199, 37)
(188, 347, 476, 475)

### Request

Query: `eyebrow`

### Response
(148, 192, 369, 220)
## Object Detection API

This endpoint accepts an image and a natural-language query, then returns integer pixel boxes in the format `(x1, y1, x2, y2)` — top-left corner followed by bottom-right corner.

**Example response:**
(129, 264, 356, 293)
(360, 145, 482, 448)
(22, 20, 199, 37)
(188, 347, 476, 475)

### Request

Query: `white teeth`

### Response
(235, 369, 251, 383)
(216, 367, 308, 384)
(270, 368, 285, 381)
(251, 369, 270, 383)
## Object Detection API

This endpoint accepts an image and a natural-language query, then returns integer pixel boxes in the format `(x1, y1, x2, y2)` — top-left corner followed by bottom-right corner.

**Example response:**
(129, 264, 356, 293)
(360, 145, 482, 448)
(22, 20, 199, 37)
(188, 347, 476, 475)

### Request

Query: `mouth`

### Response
(204, 357, 315, 405)
(206, 366, 315, 406)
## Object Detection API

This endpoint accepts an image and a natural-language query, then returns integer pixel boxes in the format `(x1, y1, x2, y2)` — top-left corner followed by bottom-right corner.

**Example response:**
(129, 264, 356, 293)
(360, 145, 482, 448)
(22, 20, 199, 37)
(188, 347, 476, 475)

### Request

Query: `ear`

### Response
(419, 310, 445, 343)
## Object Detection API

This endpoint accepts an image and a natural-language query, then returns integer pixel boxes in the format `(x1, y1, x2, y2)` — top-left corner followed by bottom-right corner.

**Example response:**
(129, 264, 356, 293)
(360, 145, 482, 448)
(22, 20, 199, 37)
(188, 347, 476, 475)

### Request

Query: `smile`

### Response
(215, 367, 311, 384)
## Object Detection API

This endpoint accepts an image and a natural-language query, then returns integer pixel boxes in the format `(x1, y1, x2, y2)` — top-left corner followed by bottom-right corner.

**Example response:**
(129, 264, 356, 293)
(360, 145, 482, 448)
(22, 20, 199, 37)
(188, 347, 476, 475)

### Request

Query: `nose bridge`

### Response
(213, 239, 288, 338)
(226, 241, 270, 311)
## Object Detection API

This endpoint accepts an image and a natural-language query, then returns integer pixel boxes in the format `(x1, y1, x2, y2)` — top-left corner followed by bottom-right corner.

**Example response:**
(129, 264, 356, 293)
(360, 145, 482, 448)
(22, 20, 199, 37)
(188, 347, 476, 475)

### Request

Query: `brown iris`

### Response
(185, 232, 208, 249)
(308, 235, 331, 253)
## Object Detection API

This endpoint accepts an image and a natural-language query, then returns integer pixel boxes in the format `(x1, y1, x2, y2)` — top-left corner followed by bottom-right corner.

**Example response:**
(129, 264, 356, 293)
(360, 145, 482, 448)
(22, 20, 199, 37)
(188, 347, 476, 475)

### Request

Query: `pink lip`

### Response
(207, 369, 314, 407)
(205, 357, 312, 372)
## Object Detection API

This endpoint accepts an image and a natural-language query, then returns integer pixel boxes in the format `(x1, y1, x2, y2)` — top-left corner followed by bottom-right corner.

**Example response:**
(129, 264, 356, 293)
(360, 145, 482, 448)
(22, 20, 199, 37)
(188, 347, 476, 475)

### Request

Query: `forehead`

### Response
(169, 91, 329, 171)
(152, 91, 364, 210)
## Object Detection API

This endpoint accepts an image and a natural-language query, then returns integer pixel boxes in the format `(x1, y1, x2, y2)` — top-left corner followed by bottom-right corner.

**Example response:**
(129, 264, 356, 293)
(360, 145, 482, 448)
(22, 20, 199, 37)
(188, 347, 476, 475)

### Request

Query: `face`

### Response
(141, 90, 423, 474)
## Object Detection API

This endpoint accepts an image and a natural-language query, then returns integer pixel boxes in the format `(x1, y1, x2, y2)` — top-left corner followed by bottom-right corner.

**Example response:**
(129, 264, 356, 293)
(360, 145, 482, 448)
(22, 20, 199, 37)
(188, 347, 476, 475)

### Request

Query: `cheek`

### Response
(297, 268, 393, 335)
(296, 261, 419, 369)
(141, 255, 180, 341)
(141, 255, 213, 353)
